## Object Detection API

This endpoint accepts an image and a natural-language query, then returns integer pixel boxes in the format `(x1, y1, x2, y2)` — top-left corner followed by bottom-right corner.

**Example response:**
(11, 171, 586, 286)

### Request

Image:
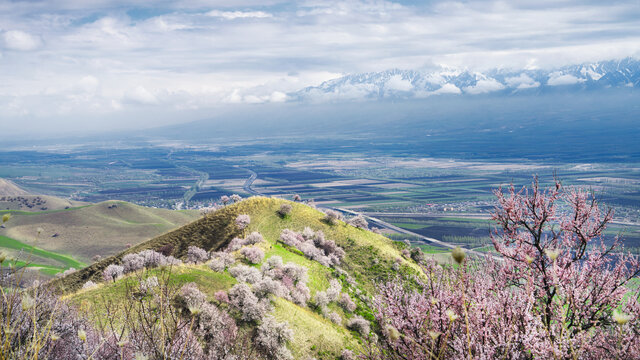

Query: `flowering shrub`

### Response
(240, 246, 265, 264)
(341, 349, 355, 360)
(258, 256, 312, 306)
(229, 264, 262, 284)
(323, 209, 343, 225)
(235, 214, 251, 229)
(278, 203, 293, 217)
(214, 290, 229, 303)
(139, 276, 159, 293)
(230, 194, 242, 203)
(228, 283, 271, 322)
(179, 282, 208, 310)
(326, 279, 342, 301)
(186, 246, 208, 264)
(254, 276, 288, 299)
(227, 231, 264, 252)
(347, 214, 369, 229)
(364, 178, 640, 360)
(244, 231, 264, 245)
(327, 311, 342, 325)
(255, 315, 294, 360)
(347, 316, 370, 336)
(122, 253, 145, 272)
(279, 228, 345, 267)
(315, 291, 330, 307)
(102, 264, 124, 282)
(138, 249, 167, 268)
(339, 293, 357, 312)
(208, 251, 236, 272)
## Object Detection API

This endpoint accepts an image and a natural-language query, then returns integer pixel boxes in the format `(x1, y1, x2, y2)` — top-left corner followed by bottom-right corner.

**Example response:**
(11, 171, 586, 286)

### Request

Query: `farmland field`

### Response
(1, 137, 639, 254)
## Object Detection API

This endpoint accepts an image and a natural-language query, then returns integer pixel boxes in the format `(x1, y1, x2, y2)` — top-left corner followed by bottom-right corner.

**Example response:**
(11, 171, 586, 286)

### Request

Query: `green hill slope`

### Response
(55, 197, 421, 359)
(0, 200, 200, 273)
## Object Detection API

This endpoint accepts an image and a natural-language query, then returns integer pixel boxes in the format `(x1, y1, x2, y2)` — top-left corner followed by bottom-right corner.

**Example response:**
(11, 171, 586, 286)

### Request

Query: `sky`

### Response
(1, 0, 640, 136)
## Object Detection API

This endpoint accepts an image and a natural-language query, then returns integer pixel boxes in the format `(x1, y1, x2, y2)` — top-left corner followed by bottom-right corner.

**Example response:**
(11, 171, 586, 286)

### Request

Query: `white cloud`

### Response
(433, 83, 461, 94)
(124, 86, 158, 104)
(78, 76, 100, 93)
(2, 30, 42, 51)
(385, 75, 413, 91)
(1, 0, 640, 135)
(547, 72, 586, 86)
(505, 74, 540, 89)
(206, 10, 273, 19)
(463, 78, 505, 94)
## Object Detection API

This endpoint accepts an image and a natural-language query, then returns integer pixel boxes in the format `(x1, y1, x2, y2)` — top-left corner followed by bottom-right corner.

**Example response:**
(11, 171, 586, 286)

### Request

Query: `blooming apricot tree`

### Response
(365, 178, 640, 359)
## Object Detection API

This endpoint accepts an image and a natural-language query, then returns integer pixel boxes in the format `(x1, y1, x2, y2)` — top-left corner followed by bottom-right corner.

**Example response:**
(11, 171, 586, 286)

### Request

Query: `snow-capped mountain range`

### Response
(291, 58, 640, 102)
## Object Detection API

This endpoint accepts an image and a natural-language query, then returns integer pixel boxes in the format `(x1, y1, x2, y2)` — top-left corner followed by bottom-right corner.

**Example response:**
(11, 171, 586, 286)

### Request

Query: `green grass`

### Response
(59, 197, 425, 360)
(272, 297, 358, 359)
(0, 235, 85, 269)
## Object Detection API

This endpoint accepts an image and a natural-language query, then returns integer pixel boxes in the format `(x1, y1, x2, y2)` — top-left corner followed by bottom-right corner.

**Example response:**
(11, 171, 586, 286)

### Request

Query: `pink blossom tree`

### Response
(363, 178, 640, 359)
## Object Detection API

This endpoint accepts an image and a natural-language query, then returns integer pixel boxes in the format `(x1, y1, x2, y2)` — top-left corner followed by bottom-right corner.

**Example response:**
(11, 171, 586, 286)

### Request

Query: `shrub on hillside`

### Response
(230, 194, 242, 203)
(240, 246, 265, 264)
(208, 251, 236, 272)
(347, 214, 369, 229)
(347, 316, 370, 336)
(139, 276, 159, 293)
(227, 231, 265, 252)
(314, 291, 330, 307)
(279, 228, 345, 267)
(179, 282, 208, 311)
(122, 253, 145, 272)
(194, 302, 238, 357)
(102, 264, 124, 282)
(235, 214, 251, 230)
(341, 349, 355, 360)
(229, 264, 262, 284)
(323, 209, 343, 225)
(228, 283, 271, 322)
(339, 293, 357, 312)
(186, 246, 209, 264)
(244, 231, 264, 245)
(278, 203, 293, 217)
(326, 279, 342, 301)
(253, 276, 288, 299)
(139, 249, 167, 268)
(255, 315, 294, 360)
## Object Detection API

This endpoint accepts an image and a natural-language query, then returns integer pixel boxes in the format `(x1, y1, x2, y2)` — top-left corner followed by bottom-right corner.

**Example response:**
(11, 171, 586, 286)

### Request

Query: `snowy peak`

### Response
(292, 58, 640, 102)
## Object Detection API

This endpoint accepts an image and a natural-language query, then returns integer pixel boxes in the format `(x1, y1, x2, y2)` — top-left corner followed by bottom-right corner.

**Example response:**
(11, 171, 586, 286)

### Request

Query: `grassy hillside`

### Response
(0, 201, 200, 273)
(0, 179, 29, 196)
(0, 178, 88, 212)
(56, 197, 422, 359)
(56, 197, 419, 292)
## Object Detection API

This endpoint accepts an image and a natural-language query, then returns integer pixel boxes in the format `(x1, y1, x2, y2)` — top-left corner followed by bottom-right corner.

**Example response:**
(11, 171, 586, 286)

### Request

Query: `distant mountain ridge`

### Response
(292, 58, 640, 101)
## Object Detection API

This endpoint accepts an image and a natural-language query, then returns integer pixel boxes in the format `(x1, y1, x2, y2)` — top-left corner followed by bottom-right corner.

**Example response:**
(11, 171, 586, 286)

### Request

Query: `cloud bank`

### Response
(0, 0, 639, 135)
